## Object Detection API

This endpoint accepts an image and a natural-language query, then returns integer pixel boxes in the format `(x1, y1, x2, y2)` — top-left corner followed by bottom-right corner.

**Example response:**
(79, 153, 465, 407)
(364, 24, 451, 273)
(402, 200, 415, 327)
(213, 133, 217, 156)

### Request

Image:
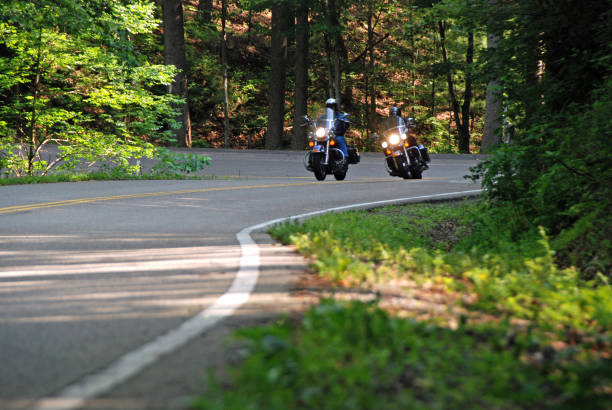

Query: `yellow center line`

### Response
(0, 178, 393, 215)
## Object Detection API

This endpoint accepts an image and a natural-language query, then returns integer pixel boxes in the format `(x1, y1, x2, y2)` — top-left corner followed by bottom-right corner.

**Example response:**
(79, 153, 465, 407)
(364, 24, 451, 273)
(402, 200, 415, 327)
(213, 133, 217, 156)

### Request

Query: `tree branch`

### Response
(351, 33, 390, 64)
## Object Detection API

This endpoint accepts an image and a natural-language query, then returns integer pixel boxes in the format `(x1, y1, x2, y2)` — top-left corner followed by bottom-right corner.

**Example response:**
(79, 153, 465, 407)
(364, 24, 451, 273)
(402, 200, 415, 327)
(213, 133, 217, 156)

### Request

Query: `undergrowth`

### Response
(0, 150, 213, 184)
(197, 301, 611, 410)
(194, 199, 612, 409)
(0, 171, 226, 185)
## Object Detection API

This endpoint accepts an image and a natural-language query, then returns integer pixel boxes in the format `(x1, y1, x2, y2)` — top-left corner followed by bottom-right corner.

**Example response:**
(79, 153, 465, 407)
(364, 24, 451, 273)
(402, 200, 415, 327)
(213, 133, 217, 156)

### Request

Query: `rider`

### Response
(322, 98, 349, 161)
(383, 106, 418, 147)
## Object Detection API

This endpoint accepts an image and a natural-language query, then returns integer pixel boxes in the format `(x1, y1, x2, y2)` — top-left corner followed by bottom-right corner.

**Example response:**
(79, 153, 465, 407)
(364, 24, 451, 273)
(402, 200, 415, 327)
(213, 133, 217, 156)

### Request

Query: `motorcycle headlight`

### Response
(315, 127, 326, 138)
(389, 133, 400, 145)
(400, 133, 407, 140)
(381, 141, 389, 149)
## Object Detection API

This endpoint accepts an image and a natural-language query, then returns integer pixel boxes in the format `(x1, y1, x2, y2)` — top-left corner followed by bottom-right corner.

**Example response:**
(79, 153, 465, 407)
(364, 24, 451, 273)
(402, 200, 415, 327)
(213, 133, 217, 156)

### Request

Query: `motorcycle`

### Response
(375, 118, 430, 179)
(302, 108, 360, 181)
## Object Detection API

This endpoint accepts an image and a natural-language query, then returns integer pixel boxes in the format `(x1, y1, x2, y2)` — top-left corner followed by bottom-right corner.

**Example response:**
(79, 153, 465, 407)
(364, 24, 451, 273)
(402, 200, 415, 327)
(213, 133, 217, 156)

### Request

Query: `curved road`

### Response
(0, 150, 481, 409)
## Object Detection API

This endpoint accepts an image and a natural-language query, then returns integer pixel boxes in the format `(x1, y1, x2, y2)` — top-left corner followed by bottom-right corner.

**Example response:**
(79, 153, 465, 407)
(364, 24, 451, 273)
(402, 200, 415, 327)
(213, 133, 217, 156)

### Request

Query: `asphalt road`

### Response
(0, 150, 482, 409)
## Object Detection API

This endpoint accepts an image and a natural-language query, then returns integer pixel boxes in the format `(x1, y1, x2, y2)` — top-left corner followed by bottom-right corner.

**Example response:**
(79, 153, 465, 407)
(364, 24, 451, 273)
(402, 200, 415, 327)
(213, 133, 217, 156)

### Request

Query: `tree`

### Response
(473, 0, 612, 272)
(481, 31, 501, 151)
(198, 0, 214, 24)
(481, 0, 502, 151)
(0, 0, 179, 176)
(163, 0, 192, 147)
(361, 0, 390, 132)
(292, 0, 310, 149)
(322, 0, 345, 105)
(366, 1, 378, 131)
(221, 0, 231, 148)
(265, 1, 291, 150)
(438, 20, 473, 153)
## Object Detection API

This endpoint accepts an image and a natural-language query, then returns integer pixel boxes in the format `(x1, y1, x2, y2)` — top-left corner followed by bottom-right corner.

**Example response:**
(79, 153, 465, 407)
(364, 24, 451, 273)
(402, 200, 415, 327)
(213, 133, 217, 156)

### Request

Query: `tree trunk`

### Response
(163, 0, 191, 147)
(265, 3, 289, 150)
(198, 0, 213, 24)
(27, 26, 43, 176)
(340, 37, 351, 108)
(439, 20, 472, 153)
(482, 31, 502, 152)
(324, 34, 334, 98)
(221, 0, 231, 148)
(367, 6, 376, 131)
(430, 28, 437, 118)
(458, 31, 473, 153)
(439, 21, 460, 147)
(292, 0, 310, 150)
(410, 7, 416, 111)
(327, 0, 342, 104)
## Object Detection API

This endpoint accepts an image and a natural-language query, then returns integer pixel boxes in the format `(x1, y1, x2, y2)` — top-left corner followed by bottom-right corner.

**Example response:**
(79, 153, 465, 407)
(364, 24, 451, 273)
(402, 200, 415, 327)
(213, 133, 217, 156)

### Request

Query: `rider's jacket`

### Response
(317, 112, 350, 136)
(333, 112, 350, 136)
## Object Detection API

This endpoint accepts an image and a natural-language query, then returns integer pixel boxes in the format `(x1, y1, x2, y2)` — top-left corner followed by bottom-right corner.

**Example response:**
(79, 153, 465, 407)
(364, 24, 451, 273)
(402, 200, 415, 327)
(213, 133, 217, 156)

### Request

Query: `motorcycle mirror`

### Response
(372, 132, 379, 139)
(300, 115, 310, 127)
(407, 118, 416, 127)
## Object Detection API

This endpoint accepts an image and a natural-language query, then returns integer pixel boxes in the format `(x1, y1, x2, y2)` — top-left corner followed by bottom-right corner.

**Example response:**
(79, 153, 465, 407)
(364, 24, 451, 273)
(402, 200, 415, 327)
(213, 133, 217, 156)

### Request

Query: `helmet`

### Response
(390, 106, 400, 116)
(325, 98, 338, 110)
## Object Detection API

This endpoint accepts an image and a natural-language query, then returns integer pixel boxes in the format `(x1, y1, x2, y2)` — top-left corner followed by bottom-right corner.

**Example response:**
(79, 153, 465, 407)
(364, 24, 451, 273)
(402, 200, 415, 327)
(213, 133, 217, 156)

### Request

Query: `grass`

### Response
(0, 148, 215, 185)
(194, 199, 612, 409)
(0, 171, 232, 185)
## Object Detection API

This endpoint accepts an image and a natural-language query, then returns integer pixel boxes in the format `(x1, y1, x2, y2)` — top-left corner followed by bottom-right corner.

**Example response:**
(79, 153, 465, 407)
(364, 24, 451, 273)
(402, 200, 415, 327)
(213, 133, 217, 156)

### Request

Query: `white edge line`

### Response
(33, 189, 481, 410)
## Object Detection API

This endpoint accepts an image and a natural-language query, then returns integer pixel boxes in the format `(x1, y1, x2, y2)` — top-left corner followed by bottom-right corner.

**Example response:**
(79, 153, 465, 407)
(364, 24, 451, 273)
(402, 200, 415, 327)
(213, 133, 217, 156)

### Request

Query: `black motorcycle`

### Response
(376, 119, 430, 179)
(302, 109, 359, 181)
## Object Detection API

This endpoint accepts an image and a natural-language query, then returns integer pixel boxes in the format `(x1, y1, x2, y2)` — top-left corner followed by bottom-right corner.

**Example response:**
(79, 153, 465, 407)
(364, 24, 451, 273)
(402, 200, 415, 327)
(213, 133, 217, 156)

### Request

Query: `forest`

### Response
(0, 0, 611, 269)
(1, 0, 507, 167)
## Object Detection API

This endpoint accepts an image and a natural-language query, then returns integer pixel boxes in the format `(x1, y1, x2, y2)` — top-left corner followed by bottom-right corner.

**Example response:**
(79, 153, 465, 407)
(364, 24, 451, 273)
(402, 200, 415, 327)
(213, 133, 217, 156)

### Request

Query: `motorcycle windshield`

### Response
(381, 126, 407, 146)
(309, 109, 335, 141)
(314, 108, 335, 130)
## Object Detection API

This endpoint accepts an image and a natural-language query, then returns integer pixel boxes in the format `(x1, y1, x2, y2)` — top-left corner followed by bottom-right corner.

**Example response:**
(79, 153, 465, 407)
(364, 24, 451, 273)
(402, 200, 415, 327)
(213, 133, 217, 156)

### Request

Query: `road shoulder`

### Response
(86, 231, 310, 410)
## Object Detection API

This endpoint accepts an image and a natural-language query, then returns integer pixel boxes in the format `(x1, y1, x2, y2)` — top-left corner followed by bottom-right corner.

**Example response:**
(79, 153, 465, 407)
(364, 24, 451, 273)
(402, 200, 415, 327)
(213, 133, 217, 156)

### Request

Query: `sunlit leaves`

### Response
(110, 1, 158, 35)
(0, 0, 180, 176)
(271, 201, 612, 337)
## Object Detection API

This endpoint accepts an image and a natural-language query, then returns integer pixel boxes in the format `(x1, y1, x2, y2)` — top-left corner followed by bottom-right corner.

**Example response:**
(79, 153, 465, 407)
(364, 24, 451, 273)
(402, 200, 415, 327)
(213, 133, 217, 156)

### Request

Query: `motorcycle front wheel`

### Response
(400, 159, 412, 179)
(312, 155, 326, 181)
(410, 165, 423, 179)
(333, 168, 347, 180)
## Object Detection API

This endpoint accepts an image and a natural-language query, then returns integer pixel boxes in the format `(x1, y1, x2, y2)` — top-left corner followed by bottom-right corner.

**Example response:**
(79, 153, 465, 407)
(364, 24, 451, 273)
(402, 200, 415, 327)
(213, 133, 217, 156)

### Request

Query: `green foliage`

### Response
(200, 200, 612, 409)
(470, 0, 612, 273)
(0, 168, 220, 186)
(272, 201, 612, 336)
(197, 300, 611, 410)
(417, 115, 458, 154)
(0, 147, 211, 184)
(272, 201, 475, 282)
(149, 148, 211, 177)
(471, 75, 612, 274)
(0, 0, 180, 176)
(175, 0, 490, 150)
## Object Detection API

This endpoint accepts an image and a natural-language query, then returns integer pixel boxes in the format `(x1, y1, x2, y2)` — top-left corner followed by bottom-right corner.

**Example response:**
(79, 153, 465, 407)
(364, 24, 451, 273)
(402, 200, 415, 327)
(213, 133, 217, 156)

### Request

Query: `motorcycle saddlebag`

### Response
(418, 145, 430, 163)
(347, 144, 360, 164)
